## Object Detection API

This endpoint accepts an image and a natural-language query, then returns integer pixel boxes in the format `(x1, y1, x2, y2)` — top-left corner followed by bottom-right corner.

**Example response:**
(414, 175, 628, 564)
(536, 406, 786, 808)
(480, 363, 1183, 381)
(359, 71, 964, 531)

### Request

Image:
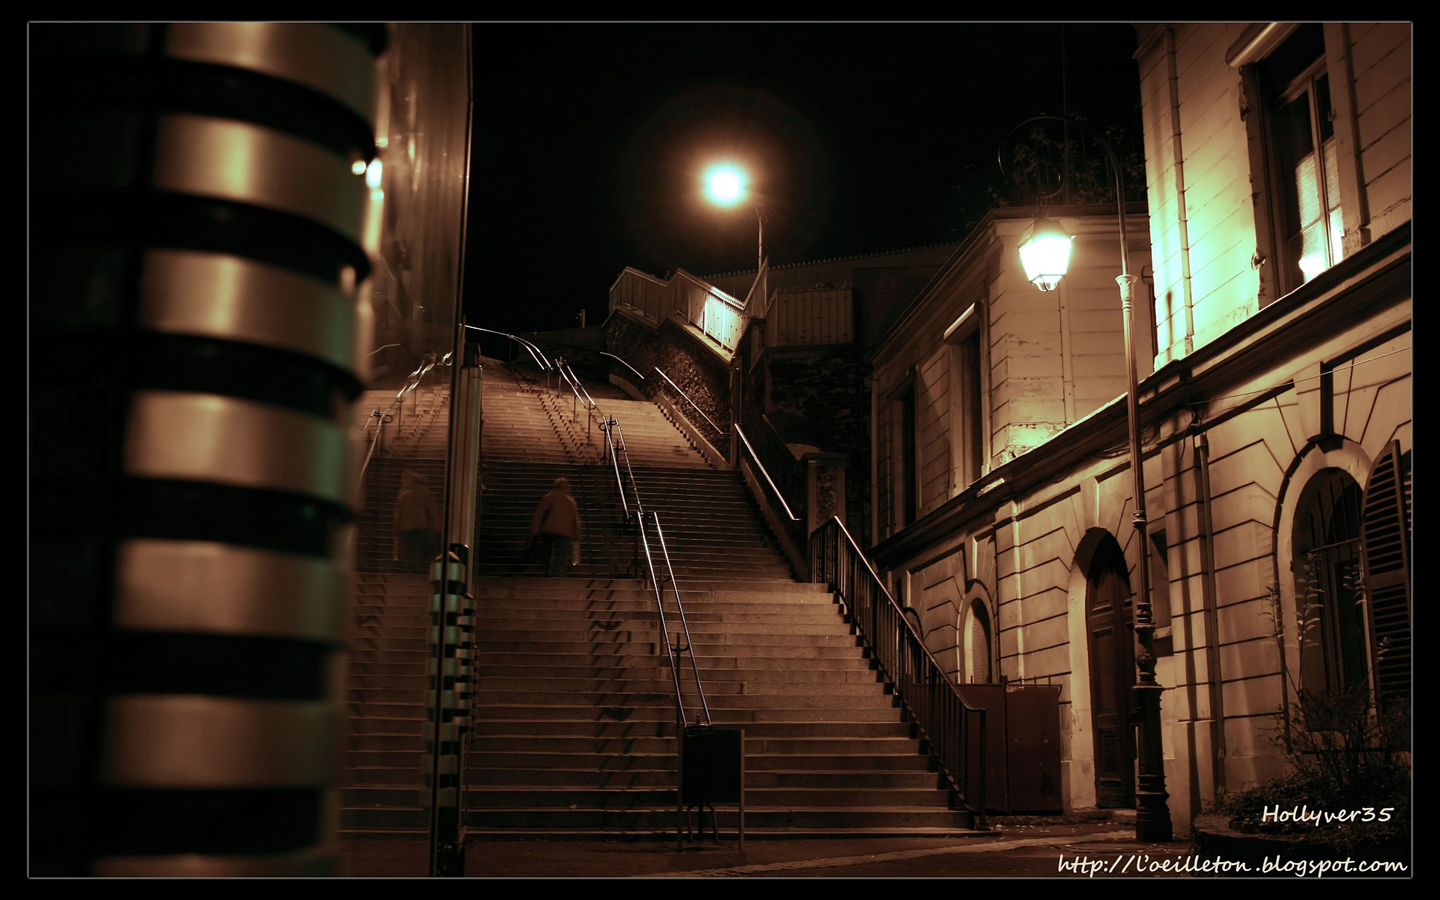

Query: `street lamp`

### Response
(1000, 114, 1172, 843)
(702, 161, 766, 469)
(1016, 214, 1073, 292)
(702, 162, 767, 303)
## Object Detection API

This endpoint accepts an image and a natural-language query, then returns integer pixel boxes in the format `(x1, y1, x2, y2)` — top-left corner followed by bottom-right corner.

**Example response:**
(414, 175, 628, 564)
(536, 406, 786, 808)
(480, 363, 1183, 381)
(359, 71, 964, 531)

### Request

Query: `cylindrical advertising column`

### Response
(30, 23, 385, 875)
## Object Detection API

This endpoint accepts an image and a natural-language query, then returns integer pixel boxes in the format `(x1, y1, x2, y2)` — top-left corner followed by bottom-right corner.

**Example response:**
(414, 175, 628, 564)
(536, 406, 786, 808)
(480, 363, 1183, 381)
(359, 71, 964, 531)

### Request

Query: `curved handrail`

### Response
(653, 367, 727, 437)
(599, 351, 646, 382)
(465, 325, 553, 371)
(357, 351, 450, 487)
(733, 424, 799, 522)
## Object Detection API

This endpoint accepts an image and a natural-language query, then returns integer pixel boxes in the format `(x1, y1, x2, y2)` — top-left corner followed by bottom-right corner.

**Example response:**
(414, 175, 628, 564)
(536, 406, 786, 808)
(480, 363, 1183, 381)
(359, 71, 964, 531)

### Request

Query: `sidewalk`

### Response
(341, 815, 1197, 878)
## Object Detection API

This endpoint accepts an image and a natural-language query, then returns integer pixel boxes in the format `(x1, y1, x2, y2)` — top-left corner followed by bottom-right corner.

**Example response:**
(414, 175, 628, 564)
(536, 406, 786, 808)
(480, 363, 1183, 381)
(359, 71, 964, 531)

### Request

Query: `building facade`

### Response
(867, 22, 1410, 834)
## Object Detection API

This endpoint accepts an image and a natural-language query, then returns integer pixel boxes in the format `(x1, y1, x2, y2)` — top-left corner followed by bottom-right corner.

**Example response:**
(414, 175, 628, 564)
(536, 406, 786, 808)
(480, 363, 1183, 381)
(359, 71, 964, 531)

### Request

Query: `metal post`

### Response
(1001, 114, 1171, 842)
(676, 704, 685, 851)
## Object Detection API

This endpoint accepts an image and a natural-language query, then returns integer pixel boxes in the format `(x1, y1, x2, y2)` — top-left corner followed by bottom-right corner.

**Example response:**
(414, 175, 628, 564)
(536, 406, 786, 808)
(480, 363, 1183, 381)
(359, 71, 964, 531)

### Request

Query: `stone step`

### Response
(470, 690, 891, 710)
(473, 706, 903, 723)
(379, 734, 923, 755)
(472, 720, 913, 738)
(470, 654, 874, 670)
(340, 785, 952, 811)
(458, 808, 974, 831)
(355, 679, 886, 704)
(471, 581, 828, 596)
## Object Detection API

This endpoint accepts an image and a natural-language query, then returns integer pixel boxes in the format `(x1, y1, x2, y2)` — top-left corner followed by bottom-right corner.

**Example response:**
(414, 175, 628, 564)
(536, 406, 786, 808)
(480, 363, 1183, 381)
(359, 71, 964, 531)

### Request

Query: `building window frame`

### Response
(885, 373, 919, 532)
(944, 301, 988, 493)
(1245, 23, 1349, 303)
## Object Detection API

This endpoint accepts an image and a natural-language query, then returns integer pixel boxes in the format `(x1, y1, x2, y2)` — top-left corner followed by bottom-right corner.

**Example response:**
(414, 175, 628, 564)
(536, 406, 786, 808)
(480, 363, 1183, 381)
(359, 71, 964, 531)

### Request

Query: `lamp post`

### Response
(703, 163, 767, 466)
(703, 162, 768, 307)
(1001, 115, 1172, 842)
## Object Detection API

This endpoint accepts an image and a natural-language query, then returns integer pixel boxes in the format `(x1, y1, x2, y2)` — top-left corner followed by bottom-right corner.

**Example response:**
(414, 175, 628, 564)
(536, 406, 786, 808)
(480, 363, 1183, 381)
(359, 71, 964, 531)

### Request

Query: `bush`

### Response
(1215, 566, 1412, 854)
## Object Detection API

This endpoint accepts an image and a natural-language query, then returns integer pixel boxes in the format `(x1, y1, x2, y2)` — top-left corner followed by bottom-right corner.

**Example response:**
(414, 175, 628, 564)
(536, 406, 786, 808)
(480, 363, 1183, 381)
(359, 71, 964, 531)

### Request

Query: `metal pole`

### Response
(1098, 122, 1172, 844)
(427, 22, 477, 875)
(1000, 114, 1172, 842)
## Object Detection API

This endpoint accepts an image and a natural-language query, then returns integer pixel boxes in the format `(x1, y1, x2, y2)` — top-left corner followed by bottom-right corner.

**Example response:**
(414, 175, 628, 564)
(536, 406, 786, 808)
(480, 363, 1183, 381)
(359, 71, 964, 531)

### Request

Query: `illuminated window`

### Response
(1259, 25, 1344, 293)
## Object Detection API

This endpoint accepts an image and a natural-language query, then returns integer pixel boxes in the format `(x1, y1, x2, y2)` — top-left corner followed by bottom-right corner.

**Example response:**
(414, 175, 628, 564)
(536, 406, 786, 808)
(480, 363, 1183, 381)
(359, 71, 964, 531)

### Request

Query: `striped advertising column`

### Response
(425, 550, 474, 874)
(30, 24, 385, 875)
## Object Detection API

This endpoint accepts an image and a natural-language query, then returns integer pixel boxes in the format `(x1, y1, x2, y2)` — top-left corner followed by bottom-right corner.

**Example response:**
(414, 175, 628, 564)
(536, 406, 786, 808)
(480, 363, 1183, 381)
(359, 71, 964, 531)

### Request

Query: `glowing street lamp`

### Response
(1001, 114, 1172, 843)
(704, 164, 746, 206)
(1016, 214, 1074, 292)
(702, 161, 766, 281)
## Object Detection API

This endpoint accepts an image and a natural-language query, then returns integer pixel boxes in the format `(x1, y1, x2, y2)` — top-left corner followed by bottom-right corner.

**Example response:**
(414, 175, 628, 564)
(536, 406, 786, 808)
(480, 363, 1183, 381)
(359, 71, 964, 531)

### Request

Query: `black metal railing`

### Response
(810, 516, 988, 827)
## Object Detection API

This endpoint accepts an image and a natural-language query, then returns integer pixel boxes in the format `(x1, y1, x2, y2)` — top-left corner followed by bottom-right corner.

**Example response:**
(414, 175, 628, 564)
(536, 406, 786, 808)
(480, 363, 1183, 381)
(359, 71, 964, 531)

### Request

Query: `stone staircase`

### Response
(463, 361, 978, 838)
(342, 379, 455, 838)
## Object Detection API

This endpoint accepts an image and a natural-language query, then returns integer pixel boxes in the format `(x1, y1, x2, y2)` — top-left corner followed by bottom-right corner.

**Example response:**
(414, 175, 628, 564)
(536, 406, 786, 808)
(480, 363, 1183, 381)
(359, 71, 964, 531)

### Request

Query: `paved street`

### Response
(341, 818, 1204, 878)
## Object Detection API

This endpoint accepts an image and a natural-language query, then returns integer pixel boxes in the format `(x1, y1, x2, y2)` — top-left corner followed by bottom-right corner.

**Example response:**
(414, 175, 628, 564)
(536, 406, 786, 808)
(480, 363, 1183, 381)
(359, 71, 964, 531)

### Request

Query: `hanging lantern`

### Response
(1018, 215, 1073, 292)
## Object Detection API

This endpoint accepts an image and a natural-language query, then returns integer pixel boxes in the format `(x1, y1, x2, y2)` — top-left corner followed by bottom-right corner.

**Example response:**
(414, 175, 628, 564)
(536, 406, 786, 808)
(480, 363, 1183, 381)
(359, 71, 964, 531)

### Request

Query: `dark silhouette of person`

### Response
(394, 470, 441, 573)
(529, 477, 582, 576)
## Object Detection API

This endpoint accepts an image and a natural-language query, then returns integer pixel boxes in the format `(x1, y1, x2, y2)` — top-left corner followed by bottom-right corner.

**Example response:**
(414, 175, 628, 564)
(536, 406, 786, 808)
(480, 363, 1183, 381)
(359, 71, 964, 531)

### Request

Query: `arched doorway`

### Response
(1086, 534, 1135, 808)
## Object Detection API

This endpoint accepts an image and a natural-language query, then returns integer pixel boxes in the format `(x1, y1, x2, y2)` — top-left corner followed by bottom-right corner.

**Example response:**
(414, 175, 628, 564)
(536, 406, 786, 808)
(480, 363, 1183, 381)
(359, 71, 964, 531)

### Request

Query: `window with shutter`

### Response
(1361, 441, 1411, 704)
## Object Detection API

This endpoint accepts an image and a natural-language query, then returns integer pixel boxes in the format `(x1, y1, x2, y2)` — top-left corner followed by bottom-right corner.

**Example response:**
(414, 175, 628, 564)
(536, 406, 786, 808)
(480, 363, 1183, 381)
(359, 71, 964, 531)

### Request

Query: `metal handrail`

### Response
(563, 362, 597, 411)
(651, 512, 711, 725)
(357, 409, 392, 485)
(466, 325, 553, 371)
(811, 516, 989, 828)
(357, 351, 450, 487)
(602, 417, 629, 521)
(653, 367, 727, 437)
(599, 417, 710, 723)
(610, 419, 642, 517)
(556, 360, 602, 447)
(600, 351, 646, 382)
(733, 424, 799, 522)
(634, 510, 689, 722)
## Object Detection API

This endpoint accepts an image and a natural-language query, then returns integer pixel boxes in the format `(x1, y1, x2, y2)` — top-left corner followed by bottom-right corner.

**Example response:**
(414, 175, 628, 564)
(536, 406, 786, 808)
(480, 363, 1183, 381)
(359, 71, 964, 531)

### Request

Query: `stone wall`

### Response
(604, 309, 731, 450)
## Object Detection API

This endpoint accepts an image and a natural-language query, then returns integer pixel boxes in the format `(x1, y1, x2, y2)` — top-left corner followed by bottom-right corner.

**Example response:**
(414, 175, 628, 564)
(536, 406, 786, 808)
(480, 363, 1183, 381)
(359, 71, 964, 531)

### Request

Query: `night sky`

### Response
(465, 22, 1143, 335)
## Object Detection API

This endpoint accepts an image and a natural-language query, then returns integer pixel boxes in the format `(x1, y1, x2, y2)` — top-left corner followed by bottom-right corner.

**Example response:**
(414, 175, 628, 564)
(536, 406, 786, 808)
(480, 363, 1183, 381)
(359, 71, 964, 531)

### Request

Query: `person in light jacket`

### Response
(394, 470, 441, 573)
(529, 477, 582, 576)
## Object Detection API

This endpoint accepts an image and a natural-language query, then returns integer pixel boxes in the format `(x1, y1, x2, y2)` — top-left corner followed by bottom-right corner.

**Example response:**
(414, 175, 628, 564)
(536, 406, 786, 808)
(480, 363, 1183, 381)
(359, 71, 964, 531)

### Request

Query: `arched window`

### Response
(965, 599, 993, 683)
(1292, 467, 1368, 697)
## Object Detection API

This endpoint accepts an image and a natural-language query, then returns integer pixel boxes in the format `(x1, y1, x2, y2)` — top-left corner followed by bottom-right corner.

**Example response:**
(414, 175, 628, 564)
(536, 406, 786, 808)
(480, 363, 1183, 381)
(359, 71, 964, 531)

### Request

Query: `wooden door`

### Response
(1088, 539, 1135, 807)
